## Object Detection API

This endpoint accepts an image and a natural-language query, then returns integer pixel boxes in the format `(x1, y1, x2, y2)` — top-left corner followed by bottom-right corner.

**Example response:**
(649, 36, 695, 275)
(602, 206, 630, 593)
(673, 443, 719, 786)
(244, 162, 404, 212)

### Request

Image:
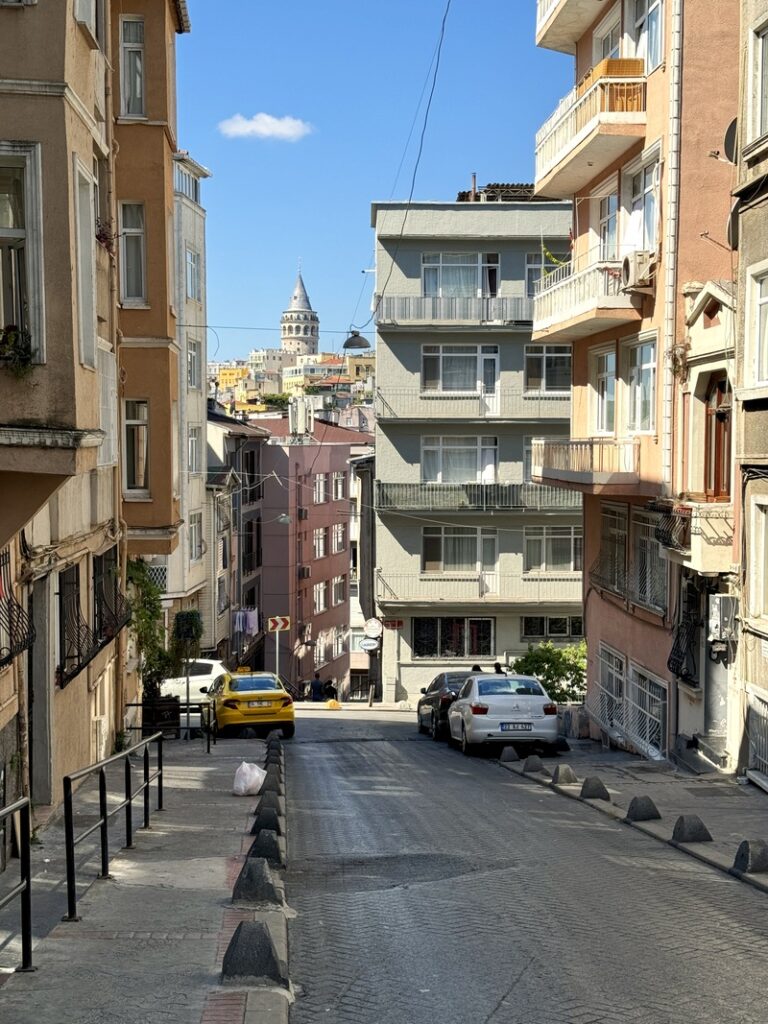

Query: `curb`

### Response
(500, 761, 768, 897)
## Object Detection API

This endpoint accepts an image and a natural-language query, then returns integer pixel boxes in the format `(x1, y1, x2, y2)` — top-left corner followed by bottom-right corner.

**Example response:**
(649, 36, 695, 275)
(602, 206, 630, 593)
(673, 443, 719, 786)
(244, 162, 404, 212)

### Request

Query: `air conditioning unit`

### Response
(298, 507, 309, 521)
(621, 250, 655, 293)
(298, 565, 312, 580)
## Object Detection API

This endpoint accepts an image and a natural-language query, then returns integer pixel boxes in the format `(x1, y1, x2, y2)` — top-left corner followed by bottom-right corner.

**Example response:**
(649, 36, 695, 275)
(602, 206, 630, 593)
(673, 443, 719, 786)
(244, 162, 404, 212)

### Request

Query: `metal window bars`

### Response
(58, 561, 131, 687)
(93, 573, 132, 643)
(629, 515, 668, 613)
(667, 610, 699, 682)
(0, 545, 35, 669)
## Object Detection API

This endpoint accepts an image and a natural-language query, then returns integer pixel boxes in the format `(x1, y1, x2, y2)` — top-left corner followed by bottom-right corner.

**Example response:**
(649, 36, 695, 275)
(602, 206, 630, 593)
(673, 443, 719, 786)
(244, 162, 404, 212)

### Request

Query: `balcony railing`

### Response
(375, 295, 532, 325)
(242, 549, 262, 575)
(648, 500, 734, 573)
(536, 0, 560, 29)
(535, 63, 646, 190)
(533, 257, 639, 338)
(532, 437, 640, 486)
(536, 0, 611, 52)
(94, 576, 132, 644)
(375, 481, 581, 512)
(0, 547, 35, 670)
(374, 387, 570, 421)
(375, 570, 582, 605)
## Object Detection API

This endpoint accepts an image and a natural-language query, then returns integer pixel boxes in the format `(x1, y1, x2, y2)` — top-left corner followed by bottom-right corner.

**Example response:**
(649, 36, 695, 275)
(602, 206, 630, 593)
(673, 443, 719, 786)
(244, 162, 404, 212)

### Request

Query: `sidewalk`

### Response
(504, 739, 768, 891)
(0, 735, 287, 1024)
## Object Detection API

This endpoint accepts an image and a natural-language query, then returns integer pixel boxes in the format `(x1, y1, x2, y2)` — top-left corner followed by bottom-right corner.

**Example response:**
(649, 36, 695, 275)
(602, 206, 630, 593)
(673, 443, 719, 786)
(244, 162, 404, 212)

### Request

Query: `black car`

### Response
(417, 672, 471, 740)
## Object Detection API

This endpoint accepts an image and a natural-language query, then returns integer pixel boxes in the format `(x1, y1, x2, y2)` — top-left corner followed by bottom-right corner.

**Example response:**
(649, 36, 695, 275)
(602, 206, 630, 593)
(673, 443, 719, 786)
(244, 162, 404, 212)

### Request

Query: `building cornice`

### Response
(0, 426, 103, 450)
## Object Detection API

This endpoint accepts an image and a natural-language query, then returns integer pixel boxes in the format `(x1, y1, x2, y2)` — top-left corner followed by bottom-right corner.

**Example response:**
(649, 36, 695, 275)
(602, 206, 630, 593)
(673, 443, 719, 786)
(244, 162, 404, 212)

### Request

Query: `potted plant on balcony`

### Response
(0, 324, 34, 379)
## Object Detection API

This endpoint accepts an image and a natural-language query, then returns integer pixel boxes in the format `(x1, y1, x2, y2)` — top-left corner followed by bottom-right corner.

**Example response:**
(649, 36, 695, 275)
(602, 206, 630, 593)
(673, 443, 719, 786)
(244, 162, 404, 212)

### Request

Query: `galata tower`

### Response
(280, 272, 319, 356)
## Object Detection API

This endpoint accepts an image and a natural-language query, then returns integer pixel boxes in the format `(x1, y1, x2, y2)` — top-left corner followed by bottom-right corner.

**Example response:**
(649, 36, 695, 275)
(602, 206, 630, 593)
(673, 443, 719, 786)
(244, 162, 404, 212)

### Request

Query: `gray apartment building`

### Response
(372, 184, 582, 701)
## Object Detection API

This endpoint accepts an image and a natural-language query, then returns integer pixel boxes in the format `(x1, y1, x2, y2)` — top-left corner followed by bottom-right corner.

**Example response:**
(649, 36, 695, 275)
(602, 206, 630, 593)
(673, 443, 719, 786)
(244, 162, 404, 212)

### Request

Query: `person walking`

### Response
(493, 662, 506, 674)
(310, 671, 325, 702)
(323, 679, 338, 701)
(470, 664, 482, 673)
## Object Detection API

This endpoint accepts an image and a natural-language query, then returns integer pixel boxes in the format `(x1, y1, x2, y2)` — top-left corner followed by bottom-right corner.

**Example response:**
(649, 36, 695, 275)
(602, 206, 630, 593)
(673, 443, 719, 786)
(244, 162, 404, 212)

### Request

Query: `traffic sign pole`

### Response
(275, 629, 279, 683)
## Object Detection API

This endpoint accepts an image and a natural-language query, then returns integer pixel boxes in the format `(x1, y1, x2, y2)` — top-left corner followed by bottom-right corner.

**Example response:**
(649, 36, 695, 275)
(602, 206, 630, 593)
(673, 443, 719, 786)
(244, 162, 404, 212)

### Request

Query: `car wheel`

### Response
(430, 712, 442, 741)
(281, 724, 296, 740)
(417, 710, 427, 734)
(461, 726, 476, 757)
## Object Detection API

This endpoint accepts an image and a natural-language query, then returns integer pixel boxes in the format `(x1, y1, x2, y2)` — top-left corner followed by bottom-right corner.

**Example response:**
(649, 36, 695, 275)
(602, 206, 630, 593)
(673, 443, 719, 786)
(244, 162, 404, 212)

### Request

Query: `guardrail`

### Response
(62, 732, 164, 922)
(0, 796, 34, 972)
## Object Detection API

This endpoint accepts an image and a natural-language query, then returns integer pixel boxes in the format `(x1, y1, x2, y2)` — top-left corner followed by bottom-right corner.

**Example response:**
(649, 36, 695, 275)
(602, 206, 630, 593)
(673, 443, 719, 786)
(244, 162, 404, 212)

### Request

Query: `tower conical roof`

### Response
(288, 273, 313, 312)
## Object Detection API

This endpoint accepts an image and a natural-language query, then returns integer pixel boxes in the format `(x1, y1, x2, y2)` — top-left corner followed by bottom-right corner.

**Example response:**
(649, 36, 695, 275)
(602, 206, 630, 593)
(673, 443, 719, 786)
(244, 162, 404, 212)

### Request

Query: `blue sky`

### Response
(176, 1, 573, 362)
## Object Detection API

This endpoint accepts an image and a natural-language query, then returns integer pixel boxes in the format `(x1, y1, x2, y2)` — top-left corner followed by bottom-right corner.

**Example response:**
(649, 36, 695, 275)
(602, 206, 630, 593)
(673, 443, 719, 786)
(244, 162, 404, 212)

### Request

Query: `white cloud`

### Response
(217, 112, 313, 142)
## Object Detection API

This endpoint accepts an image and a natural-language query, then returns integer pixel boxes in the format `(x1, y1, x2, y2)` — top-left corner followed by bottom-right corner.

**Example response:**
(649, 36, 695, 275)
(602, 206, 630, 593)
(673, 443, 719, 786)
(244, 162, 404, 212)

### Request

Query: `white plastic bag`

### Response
(233, 761, 267, 797)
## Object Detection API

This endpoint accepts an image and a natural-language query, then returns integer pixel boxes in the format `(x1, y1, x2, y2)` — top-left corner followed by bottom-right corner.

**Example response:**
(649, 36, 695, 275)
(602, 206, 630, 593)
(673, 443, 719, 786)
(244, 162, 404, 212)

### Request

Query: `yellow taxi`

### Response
(204, 670, 295, 739)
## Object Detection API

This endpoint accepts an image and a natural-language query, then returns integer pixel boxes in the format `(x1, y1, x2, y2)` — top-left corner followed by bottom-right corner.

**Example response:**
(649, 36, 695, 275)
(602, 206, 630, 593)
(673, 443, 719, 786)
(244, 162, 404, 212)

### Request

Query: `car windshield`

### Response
(229, 675, 281, 693)
(445, 674, 470, 689)
(477, 678, 544, 697)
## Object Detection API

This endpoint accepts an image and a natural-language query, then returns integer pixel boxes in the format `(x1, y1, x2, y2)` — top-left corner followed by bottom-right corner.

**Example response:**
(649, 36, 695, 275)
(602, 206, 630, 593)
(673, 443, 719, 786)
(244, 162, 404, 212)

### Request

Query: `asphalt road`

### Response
(285, 709, 768, 1024)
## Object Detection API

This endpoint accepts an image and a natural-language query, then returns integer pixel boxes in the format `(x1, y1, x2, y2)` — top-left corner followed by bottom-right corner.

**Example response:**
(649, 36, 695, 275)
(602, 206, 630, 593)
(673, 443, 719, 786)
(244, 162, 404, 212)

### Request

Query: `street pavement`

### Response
(286, 710, 768, 1024)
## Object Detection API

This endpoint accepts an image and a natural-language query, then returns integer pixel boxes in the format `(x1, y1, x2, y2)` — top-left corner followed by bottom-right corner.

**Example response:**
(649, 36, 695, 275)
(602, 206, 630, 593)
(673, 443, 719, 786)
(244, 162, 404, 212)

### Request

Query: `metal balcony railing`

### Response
(374, 387, 570, 421)
(375, 481, 581, 512)
(375, 295, 532, 324)
(94, 576, 132, 644)
(532, 437, 640, 481)
(375, 570, 582, 604)
(58, 587, 101, 687)
(0, 546, 35, 670)
(144, 563, 168, 593)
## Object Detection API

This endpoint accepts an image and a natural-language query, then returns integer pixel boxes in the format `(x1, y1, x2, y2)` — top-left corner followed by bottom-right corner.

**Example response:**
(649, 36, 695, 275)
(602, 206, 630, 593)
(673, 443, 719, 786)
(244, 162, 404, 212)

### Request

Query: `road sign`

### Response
(267, 616, 291, 632)
(363, 617, 383, 639)
(359, 637, 381, 652)
(383, 619, 404, 630)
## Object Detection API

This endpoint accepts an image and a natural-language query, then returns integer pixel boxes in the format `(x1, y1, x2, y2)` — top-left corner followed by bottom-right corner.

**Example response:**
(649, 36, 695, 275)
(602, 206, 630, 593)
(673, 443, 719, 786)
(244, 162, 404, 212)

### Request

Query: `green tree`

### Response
(261, 393, 290, 410)
(512, 640, 587, 704)
(126, 559, 174, 700)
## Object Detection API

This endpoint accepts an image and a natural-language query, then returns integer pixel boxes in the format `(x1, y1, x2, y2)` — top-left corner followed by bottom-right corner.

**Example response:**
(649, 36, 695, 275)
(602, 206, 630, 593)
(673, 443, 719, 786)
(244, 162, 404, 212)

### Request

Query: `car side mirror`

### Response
(420, 687, 427, 694)
(199, 686, 209, 694)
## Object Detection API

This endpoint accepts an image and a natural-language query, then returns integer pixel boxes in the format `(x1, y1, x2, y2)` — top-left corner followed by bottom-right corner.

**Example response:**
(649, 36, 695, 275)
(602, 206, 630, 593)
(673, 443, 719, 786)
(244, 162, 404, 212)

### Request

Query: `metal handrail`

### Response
(62, 732, 164, 922)
(0, 796, 34, 972)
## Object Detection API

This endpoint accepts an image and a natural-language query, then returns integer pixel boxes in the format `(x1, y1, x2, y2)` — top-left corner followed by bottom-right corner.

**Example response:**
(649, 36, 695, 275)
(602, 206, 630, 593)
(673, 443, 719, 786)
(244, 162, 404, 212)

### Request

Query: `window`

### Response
(188, 425, 201, 474)
(313, 581, 328, 614)
(185, 248, 201, 301)
(333, 625, 347, 659)
(124, 400, 149, 492)
(422, 436, 498, 484)
(187, 338, 201, 389)
(332, 575, 346, 606)
(174, 165, 201, 204)
(629, 162, 658, 251)
(524, 345, 571, 393)
(754, 501, 768, 618)
(75, 161, 96, 367)
(92, 546, 118, 643)
(314, 473, 329, 504)
(524, 526, 582, 573)
(332, 522, 346, 553)
(630, 510, 667, 612)
(521, 616, 583, 640)
(97, 348, 117, 466)
(313, 527, 328, 560)
(119, 203, 145, 302)
(217, 575, 229, 615)
(596, 503, 628, 593)
(755, 272, 768, 383)
(422, 252, 499, 298)
(121, 17, 145, 116)
(597, 16, 620, 60)
(189, 511, 203, 561)
(634, 0, 662, 71)
(332, 471, 347, 500)
(704, 374, 731, 499)
(421, 344, 499, 393)
(599, 194, 619, 260)
(627, 339, 656, 432)
(595, 351, 616, 434)
(526, 251, 568, 297)
(0, 162, 29, 343)
(422, 527, 497, 574)
(412, 617, 494, 659)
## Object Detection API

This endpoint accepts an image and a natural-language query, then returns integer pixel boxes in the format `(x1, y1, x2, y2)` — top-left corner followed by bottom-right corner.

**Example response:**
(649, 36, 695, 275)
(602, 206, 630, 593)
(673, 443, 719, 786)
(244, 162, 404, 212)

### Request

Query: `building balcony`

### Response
(374, 295, 532, 328)
(375, 480, 581, 513)
(375, 570, 583, 606)
(374, 387, 570, 422)
(242, 549, 262, 576)
(649, 501, 735, 575)
(532, 256, 642, 342)
(532, 437, 640, 492)
(535, 60, 646, 198)
(536, 0, 612, 54)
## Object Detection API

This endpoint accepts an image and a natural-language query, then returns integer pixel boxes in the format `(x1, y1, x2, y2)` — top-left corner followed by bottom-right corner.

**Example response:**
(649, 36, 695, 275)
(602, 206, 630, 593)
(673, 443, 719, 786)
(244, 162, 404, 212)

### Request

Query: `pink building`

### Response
(259, 418, 373, 694)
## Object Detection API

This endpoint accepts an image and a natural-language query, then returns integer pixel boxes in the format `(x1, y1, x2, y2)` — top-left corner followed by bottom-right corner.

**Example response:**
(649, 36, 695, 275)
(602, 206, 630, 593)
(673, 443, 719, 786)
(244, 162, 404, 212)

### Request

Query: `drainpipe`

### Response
(662, 0, 684, 496)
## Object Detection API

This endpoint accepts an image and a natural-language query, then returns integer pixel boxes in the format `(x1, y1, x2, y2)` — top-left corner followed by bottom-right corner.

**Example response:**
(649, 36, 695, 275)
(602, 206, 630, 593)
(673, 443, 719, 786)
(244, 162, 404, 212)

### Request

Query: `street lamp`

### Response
(342, 330, 371, 351)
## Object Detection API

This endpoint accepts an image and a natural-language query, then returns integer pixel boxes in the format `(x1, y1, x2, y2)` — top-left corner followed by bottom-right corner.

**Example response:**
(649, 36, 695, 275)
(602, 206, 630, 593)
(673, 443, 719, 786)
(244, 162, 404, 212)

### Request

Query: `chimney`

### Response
(471, 172, 477, 201)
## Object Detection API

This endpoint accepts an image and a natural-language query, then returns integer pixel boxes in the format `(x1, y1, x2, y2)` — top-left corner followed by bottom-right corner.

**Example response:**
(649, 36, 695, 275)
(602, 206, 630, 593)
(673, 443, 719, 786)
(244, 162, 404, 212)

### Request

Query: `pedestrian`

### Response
(323, 679, 338, 701)
(493, 662, 506, 674)
(310, 671, 325, 702)
(470, 664, 482, 673)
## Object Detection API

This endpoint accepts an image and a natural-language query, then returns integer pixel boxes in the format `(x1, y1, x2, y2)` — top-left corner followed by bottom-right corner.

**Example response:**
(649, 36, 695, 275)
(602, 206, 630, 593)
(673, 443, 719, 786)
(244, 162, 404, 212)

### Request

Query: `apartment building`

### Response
(531, 0, 739, 761)
(0, 0, 131, 811)
(372, 189, 582, 703)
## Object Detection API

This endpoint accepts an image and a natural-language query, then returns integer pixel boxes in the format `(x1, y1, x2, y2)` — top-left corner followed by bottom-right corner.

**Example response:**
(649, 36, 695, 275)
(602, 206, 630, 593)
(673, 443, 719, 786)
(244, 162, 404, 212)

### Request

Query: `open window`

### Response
(704, 373, 731, 500)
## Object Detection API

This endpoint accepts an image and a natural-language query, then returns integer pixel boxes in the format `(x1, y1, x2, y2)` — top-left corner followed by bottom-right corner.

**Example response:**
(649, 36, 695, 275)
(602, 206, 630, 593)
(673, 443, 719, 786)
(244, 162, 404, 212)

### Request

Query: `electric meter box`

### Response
(708, 594, 737, 641)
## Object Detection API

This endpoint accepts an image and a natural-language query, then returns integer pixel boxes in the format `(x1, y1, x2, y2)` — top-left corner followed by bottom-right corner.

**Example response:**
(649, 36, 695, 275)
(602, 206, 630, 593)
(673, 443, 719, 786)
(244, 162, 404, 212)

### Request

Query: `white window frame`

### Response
(313, 473, 329, 504)
(120, 15, 145, 118)
(622, 147, 661, 255)
(524, 526, 583, 574)
(597, 502, 628, 594)
(524, 344, 572, 394)
(593, 4, 621, 63)
(187, 337, 201, 389)
(74, 0, 105, 48)
(626, 336, 656, 433)
(631, 0, 663, 72)
(747, 258, 768, 388)
(752, 498, 768, 622)
(187, 425, 201, 474)
(185, 247, 201, 302)
(97, 345, 117, 466)
(421, 526, 498, 575)
(421, 343, 499, 394)
(598, 193, 619, 261)
(123, 399, 150, 495)
(189, 510, 203, 563)
(313, 527, 328, 560)
(313, 581, 328, 614)
(332, 575, 346, 606)
(119, 202, 146, 305)
(592, 346, 617, 435)
(629, 509, 668, 613)
(332, 471, 347, 500)
(74, 156, 97, 369)
(421, 251, 499, 298)
(526, 251, 569, 298)
(332, 522, 346, 553)
(421, 435, 498, 484)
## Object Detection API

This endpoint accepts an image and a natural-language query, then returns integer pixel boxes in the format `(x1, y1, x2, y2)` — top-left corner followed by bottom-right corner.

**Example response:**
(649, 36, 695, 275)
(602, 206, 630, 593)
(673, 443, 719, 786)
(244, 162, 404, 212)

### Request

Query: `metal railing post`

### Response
(143, 745, 151, 828)
(18, 800, 34, 972)
(98, 767, 109, 878)
(124, 755, 134, 849)
(156, 735, 164, 811)
(63, 776, 79, 921)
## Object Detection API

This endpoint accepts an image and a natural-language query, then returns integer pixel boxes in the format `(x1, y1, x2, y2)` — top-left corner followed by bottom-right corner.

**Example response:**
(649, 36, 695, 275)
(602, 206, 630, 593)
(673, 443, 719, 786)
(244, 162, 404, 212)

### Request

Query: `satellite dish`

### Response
(726, 197, 740, 251)
(723, 119, 738, 164)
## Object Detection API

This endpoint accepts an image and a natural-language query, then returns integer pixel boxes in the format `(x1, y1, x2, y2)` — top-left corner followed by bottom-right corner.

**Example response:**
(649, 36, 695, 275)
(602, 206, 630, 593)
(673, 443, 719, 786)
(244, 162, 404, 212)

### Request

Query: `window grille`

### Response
(629, 511, 667, 613)
(58, 565, 100, 686)
(0, 547, 35, 669)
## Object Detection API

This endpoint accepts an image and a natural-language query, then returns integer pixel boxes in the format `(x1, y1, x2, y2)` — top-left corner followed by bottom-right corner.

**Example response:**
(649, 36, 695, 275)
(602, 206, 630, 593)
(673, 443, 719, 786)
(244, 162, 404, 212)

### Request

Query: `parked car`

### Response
(447, 674, 558, 755)
(416, 672, 471, 740)
(160, 659, 228, 702)
(205, 671, 295, 739)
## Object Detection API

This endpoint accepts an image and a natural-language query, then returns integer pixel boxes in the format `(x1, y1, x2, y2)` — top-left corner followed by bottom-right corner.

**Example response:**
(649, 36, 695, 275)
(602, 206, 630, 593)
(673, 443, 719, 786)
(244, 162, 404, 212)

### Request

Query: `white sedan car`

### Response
(447, 674, 558, 755)
(160, 658, 228, 701)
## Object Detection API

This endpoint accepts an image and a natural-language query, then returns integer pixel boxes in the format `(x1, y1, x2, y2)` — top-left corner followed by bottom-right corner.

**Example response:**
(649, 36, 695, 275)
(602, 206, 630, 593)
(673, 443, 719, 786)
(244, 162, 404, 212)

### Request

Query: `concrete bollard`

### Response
(259, 776, 284, 797)
(580, 776, 611, 801)
(499, 747, 520, 763)
(221, 921, 288, 987)
(248, 829, 285, 867)
(232, 857, 283, 905)
(733, 839, 768, 874)
(264, 751, 283, 766)
(522, 754, 545, 774)
(264, 764, 283, 783)
(250, 806, 282, 836)
(551, 764, 578, 786)
(672, 814, 713, 843)
(255, 791, 285, 816)
(625, 795, 662, 822)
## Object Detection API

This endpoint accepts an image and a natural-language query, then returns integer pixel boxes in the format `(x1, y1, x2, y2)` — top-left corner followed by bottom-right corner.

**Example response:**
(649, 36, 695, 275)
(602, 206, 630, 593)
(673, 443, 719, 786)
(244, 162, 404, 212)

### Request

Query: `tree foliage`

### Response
(511, 640, 587, 704)
(261, 393, 290, 409)
(126, 559, 174, 701)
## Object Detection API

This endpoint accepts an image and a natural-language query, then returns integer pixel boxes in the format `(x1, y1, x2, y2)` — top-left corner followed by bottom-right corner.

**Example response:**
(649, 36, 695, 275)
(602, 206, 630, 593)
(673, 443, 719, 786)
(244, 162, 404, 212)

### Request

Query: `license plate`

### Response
(248, 700, 271, 708)
(501, 722, 532, 732)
